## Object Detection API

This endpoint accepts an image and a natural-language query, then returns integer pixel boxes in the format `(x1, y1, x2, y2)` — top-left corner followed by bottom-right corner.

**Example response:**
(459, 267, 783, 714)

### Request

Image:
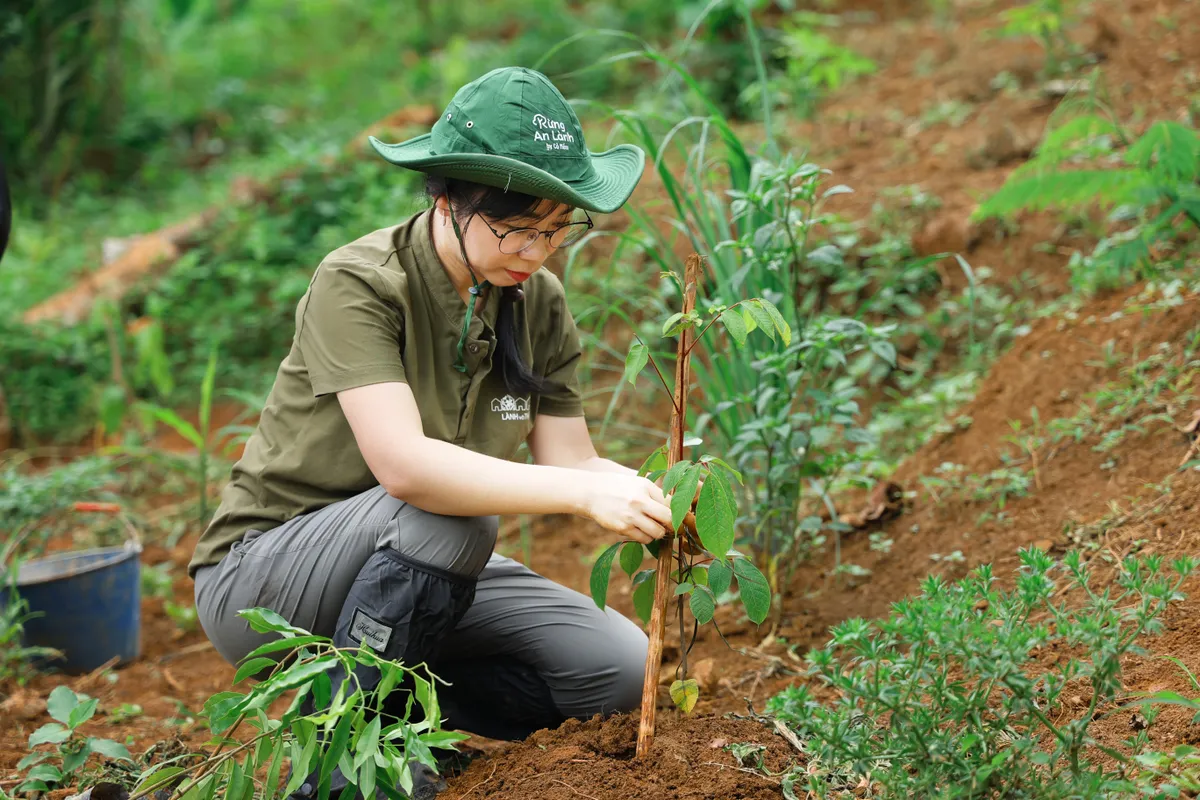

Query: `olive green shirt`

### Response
(188, 210, 584, 577)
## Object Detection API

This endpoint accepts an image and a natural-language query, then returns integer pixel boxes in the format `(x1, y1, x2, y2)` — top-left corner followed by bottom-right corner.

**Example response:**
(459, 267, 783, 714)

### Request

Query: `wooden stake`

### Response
(636, 253, 700, 758)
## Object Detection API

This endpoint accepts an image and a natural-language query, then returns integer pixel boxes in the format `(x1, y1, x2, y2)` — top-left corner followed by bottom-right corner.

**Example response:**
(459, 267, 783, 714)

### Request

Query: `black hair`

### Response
(425, 175, 563, 396)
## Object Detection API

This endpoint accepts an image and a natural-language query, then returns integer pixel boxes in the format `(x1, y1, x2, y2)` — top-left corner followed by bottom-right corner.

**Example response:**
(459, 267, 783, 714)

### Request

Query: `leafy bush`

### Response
(976, 116, 1200, 295)
(769, 549, 1196, 798)
(771, 20, 875, 119)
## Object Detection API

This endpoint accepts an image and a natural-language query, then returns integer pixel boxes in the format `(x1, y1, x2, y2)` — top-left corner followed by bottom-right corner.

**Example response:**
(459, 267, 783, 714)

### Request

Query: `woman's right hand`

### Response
(582, 474, 674, 544)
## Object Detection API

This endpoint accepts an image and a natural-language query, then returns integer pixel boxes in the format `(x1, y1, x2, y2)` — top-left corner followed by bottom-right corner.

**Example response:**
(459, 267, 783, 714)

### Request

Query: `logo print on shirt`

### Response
(491, 395, 531, 422)
(532, 113, 575, 152)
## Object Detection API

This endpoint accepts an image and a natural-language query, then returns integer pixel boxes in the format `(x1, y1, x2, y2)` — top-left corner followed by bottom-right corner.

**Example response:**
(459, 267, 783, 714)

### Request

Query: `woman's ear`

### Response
(433, 194, 452, 222)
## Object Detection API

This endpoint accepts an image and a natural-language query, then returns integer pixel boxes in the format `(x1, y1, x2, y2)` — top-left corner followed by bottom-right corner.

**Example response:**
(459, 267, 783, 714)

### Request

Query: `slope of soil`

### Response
(4, 0, 1200, 796)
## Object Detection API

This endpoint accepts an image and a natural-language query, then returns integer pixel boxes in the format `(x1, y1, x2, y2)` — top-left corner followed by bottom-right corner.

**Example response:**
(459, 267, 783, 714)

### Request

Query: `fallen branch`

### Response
(21, 106, 437, 327)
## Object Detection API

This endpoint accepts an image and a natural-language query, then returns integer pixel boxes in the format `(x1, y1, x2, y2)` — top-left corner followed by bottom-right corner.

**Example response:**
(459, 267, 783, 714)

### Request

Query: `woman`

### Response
(189, 67, 674, 796)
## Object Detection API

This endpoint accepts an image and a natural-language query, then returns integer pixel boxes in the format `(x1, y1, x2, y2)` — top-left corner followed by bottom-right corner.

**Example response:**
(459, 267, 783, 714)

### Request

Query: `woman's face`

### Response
(435, 196, 575, 287)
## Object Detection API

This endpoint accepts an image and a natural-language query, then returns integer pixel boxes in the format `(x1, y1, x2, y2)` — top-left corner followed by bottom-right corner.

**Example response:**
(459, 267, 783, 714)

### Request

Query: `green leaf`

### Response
(283, 731, 319, 796)
(745, 300, 776, 342)
(691, 585, 716, 624)
(695, 469, 735, 558)
(733, 559, 771, 624)
(741, 306, 758, 334)
(354, 716, 382, 770)
(47, 686, 81, 725)
(976, 169, 1155, 219)
(661, 312, 684, 337)
(28, 723, 71, 747)
(700, 455, 743, 484)
(68, 695, 97, 729)
(670, 464, 701, 532)
(869, 340, 897, 367)
(674, 582, 694, 596)
(266, 740, 286, 800)
(660, 460, 692, 495)
(200, 346, 220, 437)
(375, 664, 402, 708)
(619, 542, 643, 579)
(61, 746, 88, 776)
(17, 752, 49, 771)
(227, 755, 247, 800)
(87, 738, 132, 762)
(358, 757, 377, 800)
(719, 309, 747, 347)
(267, 655, 339, 694)
(632, 569, 656, 625)
(320, 707, 358, 789)
(589, 542, 622, 611)
(16, 781, 51, 794)
(234, 657, 278, 684)
(669, 679, 700, 714)
(1126, 120, 1200, 183)
(636, 446, 668, 478)
(708, 560, 733, 596)
(403, 726, 438, 772)
(691, 566, 709, 587)
(243, 634, 326, 660)
(202, 692, 244, 735)
(238, 607, 307, 636)
(758, 299, 792, 346)
(24, 764, 62, 784)
(137, 404, 203, 449)
(623, 341, 649, 386)
(419, 731, 470, 750)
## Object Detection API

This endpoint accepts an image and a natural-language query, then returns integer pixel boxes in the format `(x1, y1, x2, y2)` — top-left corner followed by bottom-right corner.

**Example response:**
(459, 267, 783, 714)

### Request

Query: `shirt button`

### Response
(469, 343, 480, 354)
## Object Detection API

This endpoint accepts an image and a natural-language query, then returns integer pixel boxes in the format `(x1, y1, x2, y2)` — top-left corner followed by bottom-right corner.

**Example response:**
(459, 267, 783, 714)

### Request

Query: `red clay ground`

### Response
(4, 0, 1200, 797)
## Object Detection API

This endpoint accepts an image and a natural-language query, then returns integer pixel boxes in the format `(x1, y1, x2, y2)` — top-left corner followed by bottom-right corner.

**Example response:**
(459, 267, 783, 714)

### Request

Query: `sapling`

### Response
(15, 686, 133, 795)
(589, 254, 789, 755)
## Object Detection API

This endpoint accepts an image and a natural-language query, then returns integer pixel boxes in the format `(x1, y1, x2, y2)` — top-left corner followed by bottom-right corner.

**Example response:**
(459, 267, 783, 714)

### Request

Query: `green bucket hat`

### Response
(368, 67, 645, 214)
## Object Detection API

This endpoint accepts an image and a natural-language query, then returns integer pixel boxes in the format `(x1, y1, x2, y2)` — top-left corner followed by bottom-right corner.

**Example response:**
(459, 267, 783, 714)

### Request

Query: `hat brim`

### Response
(367, 134, 645, 214)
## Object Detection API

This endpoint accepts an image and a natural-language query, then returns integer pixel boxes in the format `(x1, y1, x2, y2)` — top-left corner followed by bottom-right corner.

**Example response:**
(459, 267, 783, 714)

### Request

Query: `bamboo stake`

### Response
(637, 253, 700, 758)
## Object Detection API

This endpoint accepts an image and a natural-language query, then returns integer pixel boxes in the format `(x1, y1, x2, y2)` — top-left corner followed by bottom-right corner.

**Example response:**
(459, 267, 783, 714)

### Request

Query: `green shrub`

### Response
(976, 115, 1200, 295)
(769, 549, 1196, 798)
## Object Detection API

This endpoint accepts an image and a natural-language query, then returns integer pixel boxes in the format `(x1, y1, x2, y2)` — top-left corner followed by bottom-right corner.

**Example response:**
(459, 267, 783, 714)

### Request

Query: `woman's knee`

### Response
(554, 612, 648, 718)
(605, 618, 649, 713)
(381, 504, 498, 578)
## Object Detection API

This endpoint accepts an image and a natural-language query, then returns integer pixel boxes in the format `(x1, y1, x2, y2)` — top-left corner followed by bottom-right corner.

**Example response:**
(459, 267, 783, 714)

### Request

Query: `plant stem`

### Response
(637, 253, 699, 758)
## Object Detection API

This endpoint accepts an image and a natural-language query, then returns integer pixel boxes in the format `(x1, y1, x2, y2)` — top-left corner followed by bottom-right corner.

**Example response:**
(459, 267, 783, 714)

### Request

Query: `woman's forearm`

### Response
(392, 436, 591, 517)
(573, 456, 637, 477)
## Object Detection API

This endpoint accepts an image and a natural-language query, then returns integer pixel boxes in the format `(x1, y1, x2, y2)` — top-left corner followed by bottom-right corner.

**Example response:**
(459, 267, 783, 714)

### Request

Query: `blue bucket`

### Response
(3, 544, 142, 674)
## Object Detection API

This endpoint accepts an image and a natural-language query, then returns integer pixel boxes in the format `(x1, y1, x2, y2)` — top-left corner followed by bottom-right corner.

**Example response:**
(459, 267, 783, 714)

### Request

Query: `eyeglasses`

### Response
(478, 211, 594, 255)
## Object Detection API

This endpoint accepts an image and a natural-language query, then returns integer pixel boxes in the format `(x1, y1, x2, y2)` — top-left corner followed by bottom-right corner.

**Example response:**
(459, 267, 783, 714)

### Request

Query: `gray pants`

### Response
(193, 486, 647, 740)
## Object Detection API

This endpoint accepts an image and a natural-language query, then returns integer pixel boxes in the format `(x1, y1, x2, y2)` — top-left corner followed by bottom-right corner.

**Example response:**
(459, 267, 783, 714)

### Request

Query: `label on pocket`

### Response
(349, 608, 392, 652)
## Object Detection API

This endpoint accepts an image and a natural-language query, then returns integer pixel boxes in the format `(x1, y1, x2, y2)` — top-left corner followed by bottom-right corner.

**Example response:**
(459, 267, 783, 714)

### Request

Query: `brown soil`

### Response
(443, 714, 796, 800)
(4, 0, 1200, 797)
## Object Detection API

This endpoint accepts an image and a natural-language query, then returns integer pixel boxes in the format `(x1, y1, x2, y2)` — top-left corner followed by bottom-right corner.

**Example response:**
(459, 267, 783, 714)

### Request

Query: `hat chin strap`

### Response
(449, 211, 489, 374)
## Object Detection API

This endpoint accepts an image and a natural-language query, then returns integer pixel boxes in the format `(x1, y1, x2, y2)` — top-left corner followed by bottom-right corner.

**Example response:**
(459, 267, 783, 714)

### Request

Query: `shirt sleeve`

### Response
(297, 261, 408, 397)
(535, 279, 585, 418)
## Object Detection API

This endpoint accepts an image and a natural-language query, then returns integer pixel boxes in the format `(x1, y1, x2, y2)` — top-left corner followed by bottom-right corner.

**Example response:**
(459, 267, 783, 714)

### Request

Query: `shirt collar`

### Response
(410, 208, 501, 336)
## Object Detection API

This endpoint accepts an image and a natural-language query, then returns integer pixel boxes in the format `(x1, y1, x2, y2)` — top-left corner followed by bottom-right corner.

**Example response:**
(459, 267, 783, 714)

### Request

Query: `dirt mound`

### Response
(445, 713, 796, 800)
(774, 283, 1198, 649)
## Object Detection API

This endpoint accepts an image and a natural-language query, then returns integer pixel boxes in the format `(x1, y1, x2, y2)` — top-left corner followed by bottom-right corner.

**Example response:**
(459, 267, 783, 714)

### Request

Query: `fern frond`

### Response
(1126, 121, 1200, 183)
(976, 169, 1156, 219)
(1030, 114, 1124, 169)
